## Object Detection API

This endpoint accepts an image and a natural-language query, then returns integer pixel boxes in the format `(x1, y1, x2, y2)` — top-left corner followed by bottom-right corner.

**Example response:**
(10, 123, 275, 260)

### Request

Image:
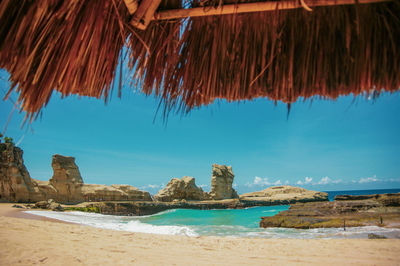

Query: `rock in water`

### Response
(155, 176, 208, 202)
(34, 199, 64, 211)
(0, 143, 44, 202)
(368, 233, 387, 239)
(209, 164, 239, 200)
(49, 155, 85, 203)
(240, 186, 328, 205)
(259, 193, 400, 229)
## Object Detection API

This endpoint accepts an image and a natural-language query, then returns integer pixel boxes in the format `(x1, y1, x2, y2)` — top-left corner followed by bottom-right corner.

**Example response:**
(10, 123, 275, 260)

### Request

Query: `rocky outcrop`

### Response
(49, 155, 152, 202)
(240, 186, 328, 205)
(111, 185, 152, 201)
(78, 199, 245, 216)
(209, 164, 238, 200)
(155, 176, 208, 202)
(260, 193, 400, 229)
(48, 155, 84, 203)
(81, 184, 152, 202)
(34, 199, 64, 211)
(0, 143, 44, 202)
(0, 144, 151, 203)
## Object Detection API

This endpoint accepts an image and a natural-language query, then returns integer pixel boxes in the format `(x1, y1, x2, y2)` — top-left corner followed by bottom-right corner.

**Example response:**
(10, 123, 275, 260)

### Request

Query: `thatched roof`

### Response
(1, 0, 399, 120)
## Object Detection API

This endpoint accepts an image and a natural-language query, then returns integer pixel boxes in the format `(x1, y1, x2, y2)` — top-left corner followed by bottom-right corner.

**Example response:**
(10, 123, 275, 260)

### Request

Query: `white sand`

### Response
(0, 203, 399, 265)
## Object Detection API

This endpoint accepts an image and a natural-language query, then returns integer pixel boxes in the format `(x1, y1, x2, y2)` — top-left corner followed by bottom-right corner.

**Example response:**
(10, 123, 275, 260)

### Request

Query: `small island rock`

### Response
(240, 185, 328, 205)
(155, 176, 208, 202)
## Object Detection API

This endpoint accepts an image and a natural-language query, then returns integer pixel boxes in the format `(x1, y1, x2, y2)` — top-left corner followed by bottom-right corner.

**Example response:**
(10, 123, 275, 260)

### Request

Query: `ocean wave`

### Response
(135, 209, 177, 219)
(24, 210, 400, 239)
(24, 210, 198, 237)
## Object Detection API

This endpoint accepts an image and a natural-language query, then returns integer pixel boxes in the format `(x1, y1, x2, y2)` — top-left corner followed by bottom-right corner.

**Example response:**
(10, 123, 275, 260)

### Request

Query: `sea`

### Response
(25, 188, 400, 239)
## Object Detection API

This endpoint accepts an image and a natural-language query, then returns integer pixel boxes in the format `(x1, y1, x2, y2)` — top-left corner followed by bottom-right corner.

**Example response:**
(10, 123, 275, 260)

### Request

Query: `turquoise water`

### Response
(24, 189, 400, 238)
(141, 206, 288, 227)
(26, 204, 400, 238)
(137, 206, 289, 236)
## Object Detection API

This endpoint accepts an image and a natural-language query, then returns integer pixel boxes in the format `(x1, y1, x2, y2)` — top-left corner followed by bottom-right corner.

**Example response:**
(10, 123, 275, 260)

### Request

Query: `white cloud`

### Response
(285, 180, 289, 185)
(141, 184, 160, 189)
(358, 175, 379, 184)
(296, 176, 312, 186)
(273, 180, 281, 186)
(254, 176, 271, 186)
(246, 176, 281, 187)
(232, 183, 238, 188)
(316, 176, 342, 185)
(318, 176, 331, 185)
(305, 177, 313, 184)
(199, 184, 209, 188)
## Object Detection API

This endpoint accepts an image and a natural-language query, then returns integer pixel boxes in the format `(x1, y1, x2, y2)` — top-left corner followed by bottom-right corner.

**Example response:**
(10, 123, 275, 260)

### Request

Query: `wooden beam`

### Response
(153, 0, 391, 20)
(130, 0, 162, 30)
(123, 0, 138, 15)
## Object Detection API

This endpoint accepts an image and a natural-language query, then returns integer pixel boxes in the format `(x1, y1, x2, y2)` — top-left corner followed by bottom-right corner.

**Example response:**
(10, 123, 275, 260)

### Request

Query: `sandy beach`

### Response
(0, 204, 399, 265)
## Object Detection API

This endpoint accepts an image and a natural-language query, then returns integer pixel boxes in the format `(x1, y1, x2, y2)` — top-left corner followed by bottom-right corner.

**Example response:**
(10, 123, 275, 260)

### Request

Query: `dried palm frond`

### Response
(155, 0, 400, 113)
(0, 0, 130, 120)
(1, 0, 399, 119)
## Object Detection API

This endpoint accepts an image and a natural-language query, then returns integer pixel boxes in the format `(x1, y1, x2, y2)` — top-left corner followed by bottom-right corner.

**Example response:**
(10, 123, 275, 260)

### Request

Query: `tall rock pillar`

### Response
(209, 164, 239, 200)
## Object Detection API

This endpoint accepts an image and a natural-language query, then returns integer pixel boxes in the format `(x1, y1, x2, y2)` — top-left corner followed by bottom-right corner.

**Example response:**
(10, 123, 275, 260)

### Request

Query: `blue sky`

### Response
(1, 69, 400, 194)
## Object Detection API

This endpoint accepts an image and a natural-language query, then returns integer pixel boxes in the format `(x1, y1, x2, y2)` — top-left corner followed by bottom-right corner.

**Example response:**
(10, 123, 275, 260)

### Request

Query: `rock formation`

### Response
(155, 176, 208, 202)
(0, 143, 44, 202)
(260, 193, 400, 229)
(81, 184, 152, 202)
(0, 144, 151, 203)
(240, 185, 328, 205)
(209, 164, 238, 200)
(34, 199, 64, 211)
(49, 155, 85, 203)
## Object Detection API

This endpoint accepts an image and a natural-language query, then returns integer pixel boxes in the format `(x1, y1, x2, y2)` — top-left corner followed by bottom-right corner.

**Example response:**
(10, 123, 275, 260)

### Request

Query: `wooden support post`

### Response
(153, 0, 391, 20)
(123, 0, 138, 14)
(130, 0, 163, 30)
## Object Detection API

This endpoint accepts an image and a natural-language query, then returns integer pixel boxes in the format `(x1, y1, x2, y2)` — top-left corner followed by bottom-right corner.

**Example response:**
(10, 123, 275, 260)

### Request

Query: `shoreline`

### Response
(1, 203, 400, 265)
(0, 203, 74, 224)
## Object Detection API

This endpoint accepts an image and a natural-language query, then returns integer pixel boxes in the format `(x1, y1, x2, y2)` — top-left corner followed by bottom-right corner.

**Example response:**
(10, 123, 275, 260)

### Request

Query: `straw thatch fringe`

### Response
(0, 0, 130, 120)
(127, 0, 182, 98)
(156, 1, 400, 114)
(1, 0, 399, 119)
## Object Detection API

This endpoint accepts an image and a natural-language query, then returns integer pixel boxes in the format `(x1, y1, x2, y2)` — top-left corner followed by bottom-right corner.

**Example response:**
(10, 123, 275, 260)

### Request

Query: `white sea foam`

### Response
(25, 210, 198, 237)
(24, 210, 400, 239)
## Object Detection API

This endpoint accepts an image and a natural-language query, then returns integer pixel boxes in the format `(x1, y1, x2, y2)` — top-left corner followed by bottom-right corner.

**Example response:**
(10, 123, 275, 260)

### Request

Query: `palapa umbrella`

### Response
(0, 0, 399, 120)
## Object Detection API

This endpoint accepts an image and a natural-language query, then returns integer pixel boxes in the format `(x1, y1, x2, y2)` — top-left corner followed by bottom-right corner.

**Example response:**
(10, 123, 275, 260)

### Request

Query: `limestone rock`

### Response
(33, 179, 58, 200)
(209, 164, 238, 200)
(260, 193, 400, 229)
(49, 155, 84, 203)
(34, 200, 49, 209)
(240, 185, 328, 204)
(111, 185, 152, 201)
(155, 176, 208, 202)
(0, 146, 153, 203)
(0, 143, 44, 202)
(34, 199, 64, 211)
(81, 184, 151, 202)
(368, 233, 387, 239)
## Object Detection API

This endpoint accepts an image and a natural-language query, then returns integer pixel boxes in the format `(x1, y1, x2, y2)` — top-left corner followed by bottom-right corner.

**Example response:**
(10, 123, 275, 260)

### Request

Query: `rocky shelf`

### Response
(260, 193, 400, 229)
(2, 143, 330, 215)
(63, 195, 329, 216)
